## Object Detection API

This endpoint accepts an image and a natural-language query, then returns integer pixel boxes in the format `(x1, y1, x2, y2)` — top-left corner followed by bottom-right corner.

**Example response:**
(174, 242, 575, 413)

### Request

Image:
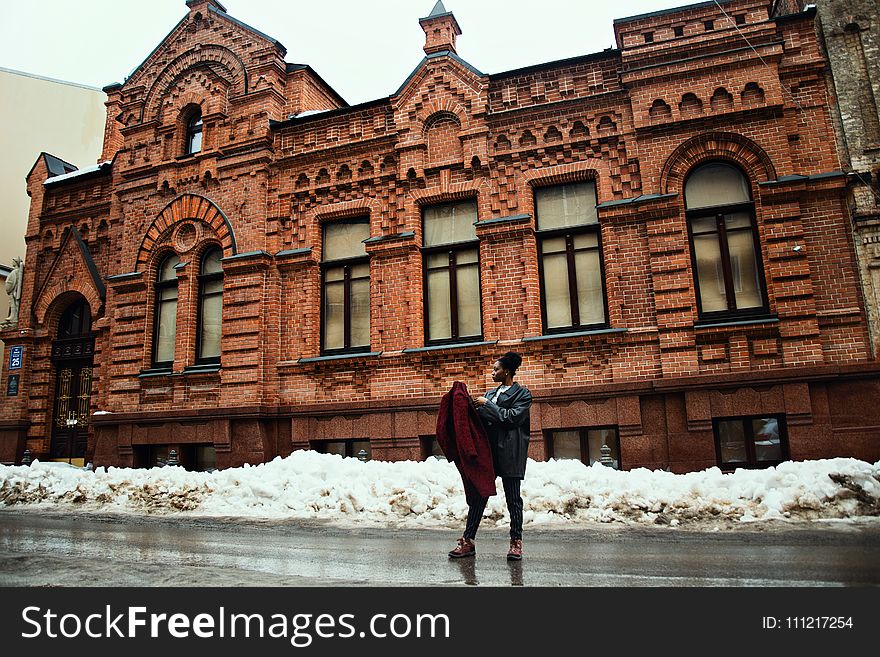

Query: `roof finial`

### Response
(428, 1, 448, 17)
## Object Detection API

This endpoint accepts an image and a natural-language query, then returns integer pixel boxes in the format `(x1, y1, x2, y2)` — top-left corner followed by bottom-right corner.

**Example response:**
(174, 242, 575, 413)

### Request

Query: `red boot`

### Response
(448, 537, 476, 558)
(507, 539, 522, 561)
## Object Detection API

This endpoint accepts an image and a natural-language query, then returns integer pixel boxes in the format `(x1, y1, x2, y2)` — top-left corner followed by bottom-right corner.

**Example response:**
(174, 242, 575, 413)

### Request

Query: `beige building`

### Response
(0, 67, 105, 369)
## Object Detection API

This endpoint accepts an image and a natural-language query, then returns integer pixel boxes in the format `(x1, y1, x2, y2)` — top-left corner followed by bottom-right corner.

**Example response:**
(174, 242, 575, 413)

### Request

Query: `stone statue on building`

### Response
(2, 257, 23, 329)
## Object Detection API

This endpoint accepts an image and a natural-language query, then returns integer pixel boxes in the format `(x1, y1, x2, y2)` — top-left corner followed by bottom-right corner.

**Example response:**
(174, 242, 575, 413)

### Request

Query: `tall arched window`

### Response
(185, 110, 203, 155)
(685, 162, 767, 318)
(321, 219, 371, 354)
(197, 247, 223, 363)
(153, 254, 180, 368)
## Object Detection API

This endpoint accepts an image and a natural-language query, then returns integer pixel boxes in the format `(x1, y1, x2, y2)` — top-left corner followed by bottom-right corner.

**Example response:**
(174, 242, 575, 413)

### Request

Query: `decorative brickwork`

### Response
(1, 0, 878, 472)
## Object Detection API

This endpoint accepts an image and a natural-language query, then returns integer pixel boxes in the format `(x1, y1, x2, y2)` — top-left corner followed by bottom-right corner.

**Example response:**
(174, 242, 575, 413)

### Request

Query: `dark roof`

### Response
(269, 96, 389, 131)
(489, 49, 619, 80)
(614, 0, 730, 25)
(43, 153, 78, 177)
(428, 1, 448, 17)
(26, 152, 77, 182)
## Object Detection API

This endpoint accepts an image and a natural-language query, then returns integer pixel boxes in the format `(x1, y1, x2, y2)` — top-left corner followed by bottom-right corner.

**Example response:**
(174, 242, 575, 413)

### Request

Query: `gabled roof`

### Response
(122, 3, 285, 88)
(26, 152, 78, 182)
(35, 226, 106, 308)
(394, 50, 484, 98)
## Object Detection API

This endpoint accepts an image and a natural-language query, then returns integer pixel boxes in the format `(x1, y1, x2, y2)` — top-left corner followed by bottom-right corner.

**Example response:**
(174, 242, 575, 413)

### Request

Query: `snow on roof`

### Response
(1, 452, 877, 529)
(44, 161, 112, 185)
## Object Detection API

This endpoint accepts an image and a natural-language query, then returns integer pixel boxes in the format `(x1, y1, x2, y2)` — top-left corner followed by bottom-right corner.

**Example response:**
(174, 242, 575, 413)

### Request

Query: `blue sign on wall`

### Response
(8, 346, 23, 371)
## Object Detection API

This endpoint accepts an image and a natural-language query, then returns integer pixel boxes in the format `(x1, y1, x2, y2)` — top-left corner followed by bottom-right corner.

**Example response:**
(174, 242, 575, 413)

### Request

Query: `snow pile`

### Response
(0, 453, 878, 528)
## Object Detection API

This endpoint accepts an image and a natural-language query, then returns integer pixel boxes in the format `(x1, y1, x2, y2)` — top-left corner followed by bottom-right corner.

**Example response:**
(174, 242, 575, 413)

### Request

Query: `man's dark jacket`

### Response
(436, 381, 496, 498)
(476, 382, 532, 479)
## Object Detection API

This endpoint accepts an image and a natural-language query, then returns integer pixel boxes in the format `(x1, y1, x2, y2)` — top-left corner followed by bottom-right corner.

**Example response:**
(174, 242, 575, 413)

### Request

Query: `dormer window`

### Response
(185, 111, 203, 155)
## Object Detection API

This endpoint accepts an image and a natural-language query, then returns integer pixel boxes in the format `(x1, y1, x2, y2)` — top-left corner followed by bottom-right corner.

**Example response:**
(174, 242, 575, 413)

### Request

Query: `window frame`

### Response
(185, 110, 203, 155)
(421, 200, 484, 346)
(151, 253, 180, 369)
(712, 414, 789, 470)
(534, 182, 609, 335)
(311, 439, 372, 460)
(684, 162, 770, 322)
(195, 246, 223, 365)
(320, 218, 371, 356)
(545, 426, 622, 469)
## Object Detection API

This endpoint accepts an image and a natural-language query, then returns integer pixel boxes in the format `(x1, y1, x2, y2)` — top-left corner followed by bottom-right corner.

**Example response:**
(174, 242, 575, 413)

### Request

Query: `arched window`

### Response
(197, 247, 223, 363)
(685, 162, 767, 318)
(185, 110, 203, 155)
(57, 298, 92, 338)
(535, 181, 606, 333)
(321, 219, 371, 354)
(153, 254, 180, 368)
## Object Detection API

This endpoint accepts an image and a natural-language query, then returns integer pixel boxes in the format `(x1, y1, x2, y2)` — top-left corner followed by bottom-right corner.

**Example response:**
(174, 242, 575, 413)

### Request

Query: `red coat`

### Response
(436, 381, 496, 500)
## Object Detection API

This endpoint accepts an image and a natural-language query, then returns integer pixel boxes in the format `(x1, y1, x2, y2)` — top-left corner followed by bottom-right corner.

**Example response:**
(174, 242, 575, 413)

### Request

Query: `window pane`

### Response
(427, 268, 452, 340)
(188, 130, 202, 154)
(323, 281, 344, 350)
(456, 248, 478, 265)
(718, 420, 747, 463)
(202, 279, 223, 295)
(542, 253, 572, 328)
(690, 216, 717, 236)
(325, 267, 344, 283)
(541, 236, 566, 254)
(202, 249, 222, 275)
(159, 285, 178, 302)
(573, 232, 598, 250)
(423, 201, 478, 247)
(724, 211, 752, 231)
(159, 255, 180, 281)
(456, 263, 481, 337)
(726, 226, 763, 309)
(350, 262, 370, 279)
(350, 277, 371, 347)
(693, 233, 727, 312)
(685, 163, 751, 209)
(199, 292, 222, 359)
(587, 429, 619, 468)
(324, 441, 346, 457)
(324, 221, 369, 261)
(574, 249, 605, 325)
(753, 418, 782, 462)
(427, 252, 448, 269)
(536, 182, 598, 230)
(155, 298, 177, 363)
(550, 431, 581, 460)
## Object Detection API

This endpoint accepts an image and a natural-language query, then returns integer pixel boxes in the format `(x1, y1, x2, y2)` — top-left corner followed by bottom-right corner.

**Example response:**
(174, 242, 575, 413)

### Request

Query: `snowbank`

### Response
(0, 452, 878, 528)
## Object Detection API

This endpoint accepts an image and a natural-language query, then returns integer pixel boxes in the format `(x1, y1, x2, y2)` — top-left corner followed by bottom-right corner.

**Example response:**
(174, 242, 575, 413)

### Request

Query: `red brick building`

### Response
(2, 0, 878, 472)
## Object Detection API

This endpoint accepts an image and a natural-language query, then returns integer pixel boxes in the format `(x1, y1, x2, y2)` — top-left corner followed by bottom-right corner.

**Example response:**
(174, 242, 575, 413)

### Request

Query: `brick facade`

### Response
(1, 0, 878, 471)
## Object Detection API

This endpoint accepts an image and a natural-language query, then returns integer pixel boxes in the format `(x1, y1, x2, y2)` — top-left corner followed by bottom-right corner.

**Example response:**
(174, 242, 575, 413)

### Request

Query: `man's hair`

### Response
(498, 351, 522, 374)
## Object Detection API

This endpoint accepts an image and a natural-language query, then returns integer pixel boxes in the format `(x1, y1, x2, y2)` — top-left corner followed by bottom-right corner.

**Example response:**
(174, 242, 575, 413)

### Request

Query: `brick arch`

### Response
(522, 159, 613, 204)
(136, 194, 236, 271)
(660, 132, 777, 195)
(142, 45, 246, 122)
(36, 287, 101, 329)
(415, 101, 468, 127)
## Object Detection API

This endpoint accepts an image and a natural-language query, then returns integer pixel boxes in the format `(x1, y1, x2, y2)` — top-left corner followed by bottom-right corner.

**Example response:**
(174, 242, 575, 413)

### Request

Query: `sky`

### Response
(1, 451, 878, 528)
(0, 0, 681, 105)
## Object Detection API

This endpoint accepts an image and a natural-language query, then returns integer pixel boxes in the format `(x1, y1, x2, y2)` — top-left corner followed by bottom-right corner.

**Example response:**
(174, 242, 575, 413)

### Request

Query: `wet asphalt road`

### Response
(0, 510, 878, 586)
